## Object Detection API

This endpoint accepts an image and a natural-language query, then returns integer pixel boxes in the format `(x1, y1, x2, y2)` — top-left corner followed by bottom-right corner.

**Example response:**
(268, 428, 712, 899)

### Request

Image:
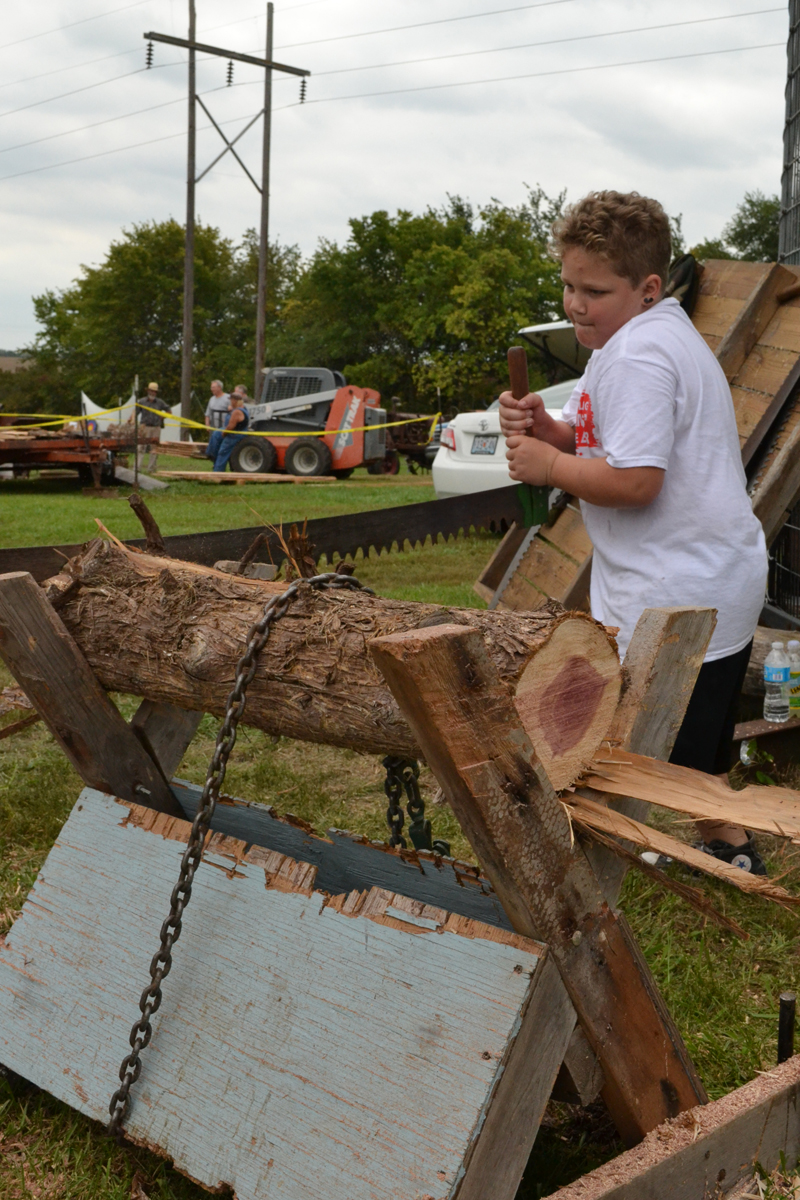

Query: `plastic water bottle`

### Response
(788, 639, 800, 717)
(763, 641, 790, 723)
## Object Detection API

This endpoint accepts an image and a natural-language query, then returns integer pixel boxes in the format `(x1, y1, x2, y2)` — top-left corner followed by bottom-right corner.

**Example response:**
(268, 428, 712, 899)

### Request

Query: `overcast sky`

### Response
(0, 0, 788, 351)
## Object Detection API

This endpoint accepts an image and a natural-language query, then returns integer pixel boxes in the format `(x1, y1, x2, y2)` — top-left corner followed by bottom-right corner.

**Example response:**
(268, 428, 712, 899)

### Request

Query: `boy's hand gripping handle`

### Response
(507, 346, 549, 528)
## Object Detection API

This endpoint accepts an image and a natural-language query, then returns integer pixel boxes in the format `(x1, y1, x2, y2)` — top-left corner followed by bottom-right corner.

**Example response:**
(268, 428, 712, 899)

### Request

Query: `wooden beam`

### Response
(370, 623, 708, 1145)
(0, 572, 183, 817)
(715, 263, 796, 383)
(581, 607, 716, 907)
(550, 1054, 800, 1200)
(130, 699, 203, 778)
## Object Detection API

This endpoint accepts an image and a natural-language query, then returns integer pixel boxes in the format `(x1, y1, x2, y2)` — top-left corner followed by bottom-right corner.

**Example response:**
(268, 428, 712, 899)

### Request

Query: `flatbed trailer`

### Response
(0, 422, 146, 484)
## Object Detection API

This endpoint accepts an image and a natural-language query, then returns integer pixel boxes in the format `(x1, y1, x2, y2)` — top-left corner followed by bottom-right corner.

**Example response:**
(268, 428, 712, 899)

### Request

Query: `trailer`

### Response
(0, 419, 141, 486)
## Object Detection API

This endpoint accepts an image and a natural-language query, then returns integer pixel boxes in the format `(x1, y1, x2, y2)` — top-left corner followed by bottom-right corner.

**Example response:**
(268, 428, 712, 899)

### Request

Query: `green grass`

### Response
(0, 456, 434, 548)
(2, 472, 800, 1197)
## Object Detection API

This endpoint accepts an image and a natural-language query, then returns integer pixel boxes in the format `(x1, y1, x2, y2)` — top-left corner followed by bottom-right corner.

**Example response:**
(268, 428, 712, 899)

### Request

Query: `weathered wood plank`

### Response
(581, 607, 716, 907)
(0, 571, 183, 817)
(370, 623, 707, 1145)
(715, 264, 796, 382)
(0, 789, 572, 1200)
(699, 259, 773, 302)
(170, 778, 516, 930)
(550, 1055, 800, 1200)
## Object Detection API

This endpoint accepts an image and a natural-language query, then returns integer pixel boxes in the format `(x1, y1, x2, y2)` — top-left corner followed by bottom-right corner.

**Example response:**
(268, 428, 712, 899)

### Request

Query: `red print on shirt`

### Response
(575, 390, 599, 455)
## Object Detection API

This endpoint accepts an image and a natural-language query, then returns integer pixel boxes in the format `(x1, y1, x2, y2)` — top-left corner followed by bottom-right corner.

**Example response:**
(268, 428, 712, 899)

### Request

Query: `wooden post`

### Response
(130, 699, 202, 778)
(370, 622, 708, 1145)
(0, 572, 183, 817)
(582, 606, 716, 906)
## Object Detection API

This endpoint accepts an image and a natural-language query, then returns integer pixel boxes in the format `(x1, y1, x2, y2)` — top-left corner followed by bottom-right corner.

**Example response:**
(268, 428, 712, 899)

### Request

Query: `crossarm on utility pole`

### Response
(143, 31, 309, 76)
(370, 622, 707, 1146)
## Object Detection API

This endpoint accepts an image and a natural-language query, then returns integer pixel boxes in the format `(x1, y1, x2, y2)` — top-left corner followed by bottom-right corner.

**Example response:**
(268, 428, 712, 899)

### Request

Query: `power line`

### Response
(0, 66, 148, 120)
(275, 0, 581, 50)
(0, 74, 255, 157)
(0, 39, 782, 184)
(285, 39, 785, 107)
(0, 48, 139, 93)
(311, 7, 785, 79)
(0, 0, 152, 53)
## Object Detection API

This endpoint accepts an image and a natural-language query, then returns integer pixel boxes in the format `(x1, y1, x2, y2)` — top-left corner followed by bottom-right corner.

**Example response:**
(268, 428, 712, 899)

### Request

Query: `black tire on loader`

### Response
(230, 437, 277, 474)
(285, 438, 333, 477)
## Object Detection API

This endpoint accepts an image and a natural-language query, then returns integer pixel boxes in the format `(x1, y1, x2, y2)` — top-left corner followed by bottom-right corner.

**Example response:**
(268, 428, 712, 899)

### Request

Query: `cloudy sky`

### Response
(0, 0, 788, 350)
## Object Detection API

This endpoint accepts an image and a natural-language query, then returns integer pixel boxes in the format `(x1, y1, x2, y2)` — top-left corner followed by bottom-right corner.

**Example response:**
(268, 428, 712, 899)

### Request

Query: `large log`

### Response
(44, 539, 621, 787)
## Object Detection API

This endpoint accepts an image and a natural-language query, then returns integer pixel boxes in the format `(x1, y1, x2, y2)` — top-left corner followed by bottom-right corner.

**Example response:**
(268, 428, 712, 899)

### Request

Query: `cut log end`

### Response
(514, 615, 621, 790)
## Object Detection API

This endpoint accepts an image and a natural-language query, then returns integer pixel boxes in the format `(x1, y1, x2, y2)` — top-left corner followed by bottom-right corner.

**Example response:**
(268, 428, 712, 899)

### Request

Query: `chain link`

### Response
(382, 756, 450, 857)
(108, 571, 372, 1139)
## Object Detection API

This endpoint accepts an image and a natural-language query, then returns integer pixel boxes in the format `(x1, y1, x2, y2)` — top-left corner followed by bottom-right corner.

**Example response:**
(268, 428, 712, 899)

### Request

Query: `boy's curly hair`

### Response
(551, 191, 672, 287)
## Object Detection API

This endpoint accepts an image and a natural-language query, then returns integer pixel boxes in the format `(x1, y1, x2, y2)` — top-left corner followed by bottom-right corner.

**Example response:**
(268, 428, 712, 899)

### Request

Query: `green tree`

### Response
(7, 220, 299, 414)
(689, 190, 780, 263)
(266, 189, 566, 411)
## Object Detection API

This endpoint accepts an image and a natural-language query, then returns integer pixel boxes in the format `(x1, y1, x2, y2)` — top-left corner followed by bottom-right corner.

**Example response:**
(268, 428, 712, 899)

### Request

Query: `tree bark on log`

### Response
(44, 539, 621, 787)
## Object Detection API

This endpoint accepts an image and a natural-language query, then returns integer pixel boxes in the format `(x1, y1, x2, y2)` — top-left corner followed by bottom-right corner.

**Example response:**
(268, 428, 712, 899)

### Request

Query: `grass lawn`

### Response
(0, 455, 435, 549)
(1, 469, 800, 1198)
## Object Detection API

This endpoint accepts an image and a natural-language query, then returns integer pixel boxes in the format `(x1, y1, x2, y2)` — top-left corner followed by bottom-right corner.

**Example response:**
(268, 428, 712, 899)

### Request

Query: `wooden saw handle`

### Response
(507, 345, 549, 527)
(507, 346, 534, 437)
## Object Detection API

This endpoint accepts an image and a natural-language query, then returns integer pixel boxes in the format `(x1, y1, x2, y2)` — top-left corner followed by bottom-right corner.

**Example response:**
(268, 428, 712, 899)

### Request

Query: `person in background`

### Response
(135, 382, 170, 472)
(205, 380, 230, 429)
(207, 391, 250, 472)
(232, 384, 251, 417)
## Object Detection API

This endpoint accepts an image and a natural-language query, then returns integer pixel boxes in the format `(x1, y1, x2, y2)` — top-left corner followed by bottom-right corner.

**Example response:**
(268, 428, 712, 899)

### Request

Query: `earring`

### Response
(644, 297, 654, 304)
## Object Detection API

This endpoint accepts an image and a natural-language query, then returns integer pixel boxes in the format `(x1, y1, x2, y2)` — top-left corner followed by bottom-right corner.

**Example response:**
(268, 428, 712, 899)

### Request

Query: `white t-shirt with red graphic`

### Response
(560, 297, 767, 661)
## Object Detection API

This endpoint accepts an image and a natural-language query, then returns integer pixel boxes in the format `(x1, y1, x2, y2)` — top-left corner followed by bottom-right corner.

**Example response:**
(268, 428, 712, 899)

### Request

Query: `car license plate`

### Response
(471, 435, 498, 455)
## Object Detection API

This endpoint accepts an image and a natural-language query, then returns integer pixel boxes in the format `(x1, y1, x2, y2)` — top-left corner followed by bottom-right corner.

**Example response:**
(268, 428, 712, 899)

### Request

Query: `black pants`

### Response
(669, 640, 753, 776)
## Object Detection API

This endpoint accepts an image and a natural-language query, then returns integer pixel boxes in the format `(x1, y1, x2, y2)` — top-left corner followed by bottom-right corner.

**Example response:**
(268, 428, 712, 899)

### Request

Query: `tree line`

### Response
(2, 187, 780, 417)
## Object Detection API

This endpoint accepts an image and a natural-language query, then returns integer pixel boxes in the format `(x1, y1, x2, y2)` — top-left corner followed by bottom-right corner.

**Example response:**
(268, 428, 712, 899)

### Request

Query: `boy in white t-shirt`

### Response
(499, 190, 768, 874)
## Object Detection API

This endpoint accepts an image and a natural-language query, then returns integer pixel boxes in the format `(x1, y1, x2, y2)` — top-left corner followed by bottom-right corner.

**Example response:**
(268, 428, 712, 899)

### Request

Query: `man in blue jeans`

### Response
(207, 392, 250, 472)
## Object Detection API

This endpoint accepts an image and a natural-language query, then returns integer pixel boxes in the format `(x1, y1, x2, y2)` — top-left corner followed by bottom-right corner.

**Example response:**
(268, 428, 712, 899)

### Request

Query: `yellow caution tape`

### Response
(1, 405, 442, 443)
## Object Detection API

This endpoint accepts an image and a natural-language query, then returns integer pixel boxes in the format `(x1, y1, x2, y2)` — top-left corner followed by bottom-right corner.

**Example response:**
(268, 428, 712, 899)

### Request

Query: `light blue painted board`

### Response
(0, 789, 549, 1200)
(172, 777, 514, 931)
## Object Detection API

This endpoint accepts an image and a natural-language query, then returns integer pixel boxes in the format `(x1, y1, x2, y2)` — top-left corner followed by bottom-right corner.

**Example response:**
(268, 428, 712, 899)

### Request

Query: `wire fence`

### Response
(769, 498, 800, 617)
(780, 0, 800, 262)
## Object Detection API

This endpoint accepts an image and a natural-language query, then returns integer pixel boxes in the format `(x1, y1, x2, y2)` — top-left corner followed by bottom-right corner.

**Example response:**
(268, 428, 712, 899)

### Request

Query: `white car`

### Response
(432, 377, 578, 499)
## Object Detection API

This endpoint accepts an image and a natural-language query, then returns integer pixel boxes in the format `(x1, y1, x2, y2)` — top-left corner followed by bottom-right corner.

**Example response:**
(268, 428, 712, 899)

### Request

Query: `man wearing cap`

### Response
(136, 382, 171, 472)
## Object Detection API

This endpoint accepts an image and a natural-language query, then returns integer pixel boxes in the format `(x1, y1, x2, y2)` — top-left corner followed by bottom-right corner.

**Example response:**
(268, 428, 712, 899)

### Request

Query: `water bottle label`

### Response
(764, 665, 790, 682)
(791, 681, 800, 709)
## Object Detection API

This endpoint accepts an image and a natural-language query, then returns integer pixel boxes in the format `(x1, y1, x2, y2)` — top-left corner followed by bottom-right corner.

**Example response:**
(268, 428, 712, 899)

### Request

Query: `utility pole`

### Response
(780, 0, 800, 262)
(181, 0, 197, 434)
(143, 14, 308, 436)
(254, 2, 274, 399)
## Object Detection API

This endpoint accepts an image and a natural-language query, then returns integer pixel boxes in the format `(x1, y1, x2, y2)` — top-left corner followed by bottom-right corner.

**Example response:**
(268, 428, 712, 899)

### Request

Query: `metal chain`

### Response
(382, 756, 450, 857)
(107, 571, 372, 1139)
(382, 755, 407, 848)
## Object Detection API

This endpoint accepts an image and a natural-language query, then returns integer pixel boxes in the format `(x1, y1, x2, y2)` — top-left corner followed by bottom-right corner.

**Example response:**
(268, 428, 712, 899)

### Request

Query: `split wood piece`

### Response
(155, 470, 336, 483)
(566, 793, 800, 910)
(129, 699, 203, 779)
(582, 748, 800, 844)
(576, 822, 749, 939)
(369, 622, 708, 1145)
(0, 712, 41, 741)
(45, 538, 622, 788)
(0, 684, 33, 716)
(582, 606, 715, 908)
(714, 263, 797, 383)
(127, 492, 166, 554)
(550, 1054, 800, 1200)
(0, 788, 576, 1200)
(0, 571, 183, 817)
(485, 501, 593, 613)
